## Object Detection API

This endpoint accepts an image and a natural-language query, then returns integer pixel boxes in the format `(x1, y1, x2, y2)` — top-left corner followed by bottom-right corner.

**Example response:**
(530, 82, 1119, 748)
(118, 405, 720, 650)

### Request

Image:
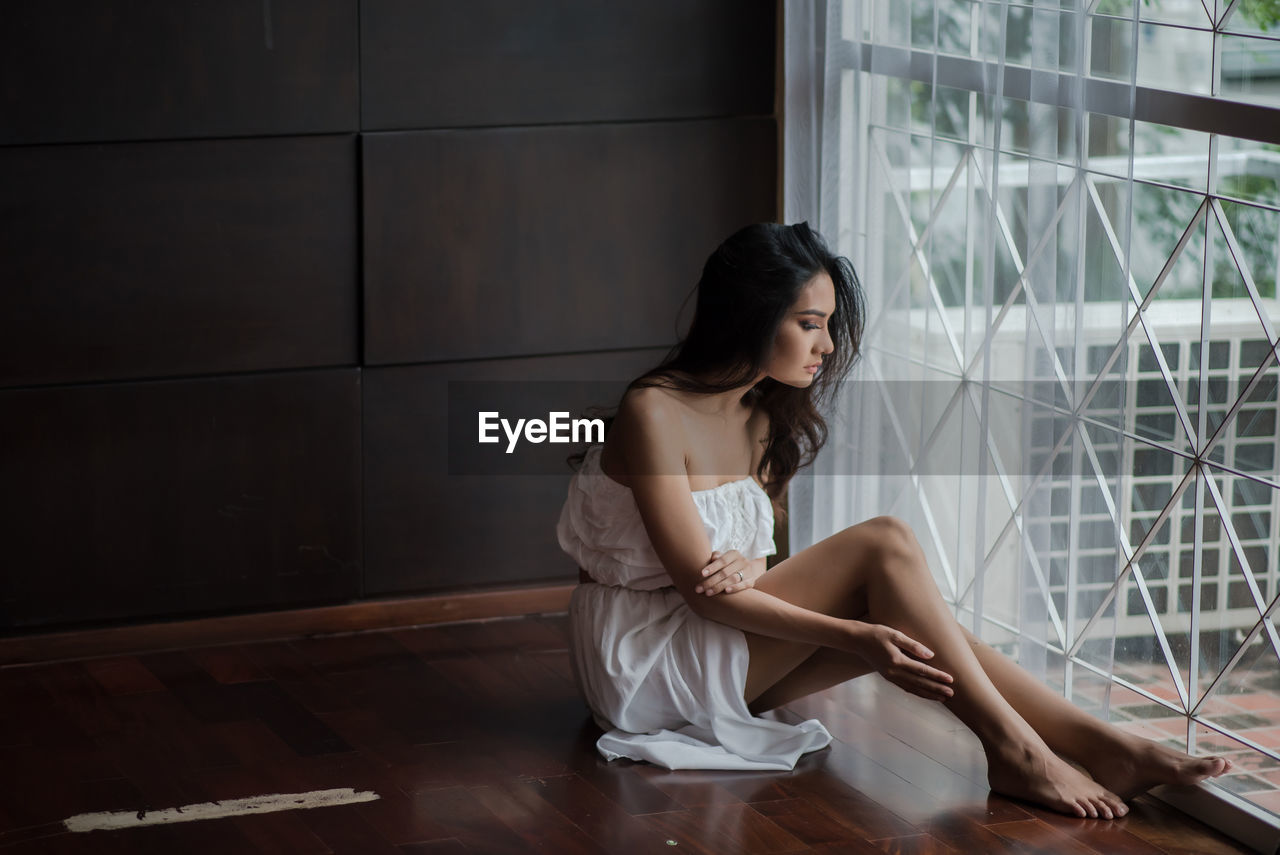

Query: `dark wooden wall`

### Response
(0, 1, 777, 632)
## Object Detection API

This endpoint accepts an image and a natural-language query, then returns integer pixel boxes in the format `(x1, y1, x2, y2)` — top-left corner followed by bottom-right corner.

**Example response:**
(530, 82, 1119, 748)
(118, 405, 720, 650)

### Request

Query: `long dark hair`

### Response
(572, 222, 865, 511)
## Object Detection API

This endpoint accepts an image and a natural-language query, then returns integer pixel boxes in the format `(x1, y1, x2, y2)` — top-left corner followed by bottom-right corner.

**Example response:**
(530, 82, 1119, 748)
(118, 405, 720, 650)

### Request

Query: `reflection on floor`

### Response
(0, 614, 1257, 854)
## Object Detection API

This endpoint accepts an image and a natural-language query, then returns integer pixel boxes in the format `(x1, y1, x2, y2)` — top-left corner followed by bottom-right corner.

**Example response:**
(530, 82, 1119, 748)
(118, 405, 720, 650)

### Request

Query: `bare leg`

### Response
(747, 517, 1239, 819)
(960, 626, 1232, 798)
(747, 616, 1231, 804)
(749, 516, 1128, 818)
(747, 646, 873, 715)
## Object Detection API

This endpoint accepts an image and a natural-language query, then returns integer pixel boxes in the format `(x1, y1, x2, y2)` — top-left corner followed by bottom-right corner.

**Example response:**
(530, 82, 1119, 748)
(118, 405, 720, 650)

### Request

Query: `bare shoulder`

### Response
(606, 384, 689, 480)
(618, 383, 681, 420)
(613, 385, 686, 440)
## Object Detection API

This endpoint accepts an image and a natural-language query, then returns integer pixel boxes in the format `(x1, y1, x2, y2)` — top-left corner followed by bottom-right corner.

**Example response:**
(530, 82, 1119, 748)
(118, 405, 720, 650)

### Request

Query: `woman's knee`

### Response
(844, 515, 920, 564)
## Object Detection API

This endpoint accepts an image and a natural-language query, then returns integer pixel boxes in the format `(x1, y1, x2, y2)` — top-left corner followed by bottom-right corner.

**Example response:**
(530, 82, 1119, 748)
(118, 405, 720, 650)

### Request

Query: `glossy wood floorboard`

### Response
(0, 614, 1255, 854)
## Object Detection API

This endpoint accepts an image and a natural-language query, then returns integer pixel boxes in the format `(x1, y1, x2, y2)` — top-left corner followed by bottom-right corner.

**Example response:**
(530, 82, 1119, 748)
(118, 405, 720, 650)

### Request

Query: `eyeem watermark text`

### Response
(478, 411, 605, 453)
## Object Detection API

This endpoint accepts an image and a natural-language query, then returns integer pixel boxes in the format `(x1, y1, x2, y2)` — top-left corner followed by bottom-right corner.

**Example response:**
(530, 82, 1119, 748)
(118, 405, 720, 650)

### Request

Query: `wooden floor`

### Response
(0, 613, 1257, 854)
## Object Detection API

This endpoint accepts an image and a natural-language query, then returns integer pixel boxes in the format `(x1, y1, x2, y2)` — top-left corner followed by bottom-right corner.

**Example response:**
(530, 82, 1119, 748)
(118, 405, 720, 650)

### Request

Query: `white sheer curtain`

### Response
(785, 0, 1135, 692)
(785, 0, 1280, 840)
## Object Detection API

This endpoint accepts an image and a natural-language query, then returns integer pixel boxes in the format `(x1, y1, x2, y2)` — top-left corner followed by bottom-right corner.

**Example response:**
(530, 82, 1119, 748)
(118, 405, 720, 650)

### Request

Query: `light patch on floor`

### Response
(62, 787, 380, 832)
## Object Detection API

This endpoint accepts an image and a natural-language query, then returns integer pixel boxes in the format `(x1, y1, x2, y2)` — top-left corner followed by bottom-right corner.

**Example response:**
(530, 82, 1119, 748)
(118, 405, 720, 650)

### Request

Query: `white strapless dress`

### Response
(555, 444, 831, 770)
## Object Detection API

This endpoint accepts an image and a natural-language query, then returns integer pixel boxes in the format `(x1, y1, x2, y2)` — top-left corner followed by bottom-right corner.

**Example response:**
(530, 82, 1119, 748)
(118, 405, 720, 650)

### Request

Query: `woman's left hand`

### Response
(694, 550, 764, 596)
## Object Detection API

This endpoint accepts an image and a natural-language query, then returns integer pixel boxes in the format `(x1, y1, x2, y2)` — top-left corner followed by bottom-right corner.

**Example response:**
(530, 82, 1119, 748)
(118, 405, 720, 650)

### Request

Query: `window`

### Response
(821, 0, 1280, 818)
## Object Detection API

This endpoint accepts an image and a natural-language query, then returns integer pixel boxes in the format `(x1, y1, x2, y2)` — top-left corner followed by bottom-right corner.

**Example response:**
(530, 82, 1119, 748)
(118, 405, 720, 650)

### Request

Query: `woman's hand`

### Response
(694, 550, 764, 596)
(848, 622, 954, 701)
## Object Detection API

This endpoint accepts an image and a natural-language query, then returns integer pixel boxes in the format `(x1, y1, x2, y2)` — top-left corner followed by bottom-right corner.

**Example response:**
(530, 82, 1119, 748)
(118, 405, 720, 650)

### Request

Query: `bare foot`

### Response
(986, 738, 1129, 819)
(1084, 732, 1233, 800)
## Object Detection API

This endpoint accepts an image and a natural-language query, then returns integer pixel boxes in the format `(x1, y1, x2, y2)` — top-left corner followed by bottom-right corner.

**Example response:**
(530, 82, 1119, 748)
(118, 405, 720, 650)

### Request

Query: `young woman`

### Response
(556, 222, 1230, 818)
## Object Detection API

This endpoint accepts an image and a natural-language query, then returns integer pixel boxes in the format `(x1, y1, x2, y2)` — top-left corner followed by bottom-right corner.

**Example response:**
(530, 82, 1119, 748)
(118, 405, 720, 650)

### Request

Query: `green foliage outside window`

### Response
(898, 2, 1280, 309)
(1226, 0, 1280, 31)
(1094, 0, 1280, 29)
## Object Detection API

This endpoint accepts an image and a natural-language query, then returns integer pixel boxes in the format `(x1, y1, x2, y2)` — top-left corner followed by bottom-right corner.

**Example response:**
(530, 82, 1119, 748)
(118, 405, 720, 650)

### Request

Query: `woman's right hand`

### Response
(848, 621, 954, 701)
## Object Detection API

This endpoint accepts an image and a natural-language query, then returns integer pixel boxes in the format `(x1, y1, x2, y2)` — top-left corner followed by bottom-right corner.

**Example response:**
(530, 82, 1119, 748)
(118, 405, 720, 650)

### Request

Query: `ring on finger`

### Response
(735, 571, 744, 582)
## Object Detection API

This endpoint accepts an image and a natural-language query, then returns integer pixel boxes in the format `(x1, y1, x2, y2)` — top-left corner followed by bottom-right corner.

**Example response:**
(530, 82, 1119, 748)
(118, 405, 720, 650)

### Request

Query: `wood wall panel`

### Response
(0, 1, 779, 634)
(360, 0, 774, 130)
(363, 119, 777, 365)
(0, 0, 358, 145)
(0, 135, 358, 388)
(0, 370, 361, 631)
(363, 350, 664, 595)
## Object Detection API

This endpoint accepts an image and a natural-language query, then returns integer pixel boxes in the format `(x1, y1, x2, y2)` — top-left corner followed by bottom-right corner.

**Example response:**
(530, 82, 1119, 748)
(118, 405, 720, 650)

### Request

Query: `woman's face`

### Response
(764, 270, 836, 387)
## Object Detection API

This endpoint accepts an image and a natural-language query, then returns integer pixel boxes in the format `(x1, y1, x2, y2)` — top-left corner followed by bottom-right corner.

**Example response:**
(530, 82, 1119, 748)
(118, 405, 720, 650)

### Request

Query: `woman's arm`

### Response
(614, 388, 864, 652)
(616, 389, 953, 699)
